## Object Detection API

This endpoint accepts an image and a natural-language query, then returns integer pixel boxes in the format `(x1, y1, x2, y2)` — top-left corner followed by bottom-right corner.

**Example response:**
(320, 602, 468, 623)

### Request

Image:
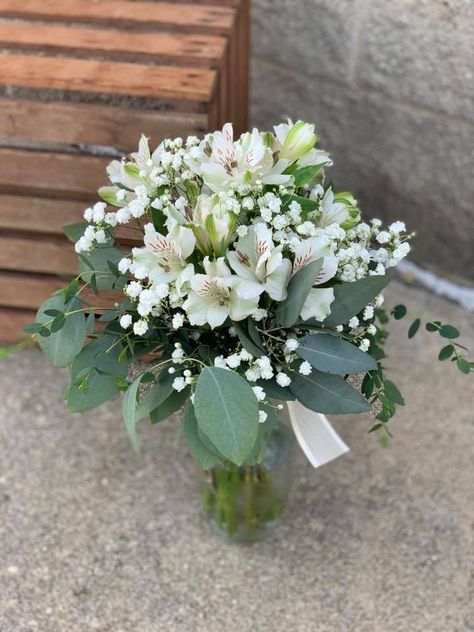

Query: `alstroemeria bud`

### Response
(279, 121, 317, 161)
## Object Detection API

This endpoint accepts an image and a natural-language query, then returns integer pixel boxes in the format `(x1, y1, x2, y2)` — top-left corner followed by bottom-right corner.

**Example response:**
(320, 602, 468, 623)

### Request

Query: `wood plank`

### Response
(0, 195, 85, 235)
(0, 0, 235, 35)
(0, 236, 78, 275)
(0, 308, 35, 344)
(0, 99, 208, 154)
(0, 22, 226, 67)
(0, 195, 146, 251)
(0, 148, 111, 200)
(0, 54, 216, 103)
(0, 271, 67, 309)
(0, 271, 123, 310)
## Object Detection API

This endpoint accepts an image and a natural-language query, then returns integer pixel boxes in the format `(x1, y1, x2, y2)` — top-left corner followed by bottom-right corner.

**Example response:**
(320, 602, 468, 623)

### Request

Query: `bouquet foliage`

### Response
(27, 121, 473, 467)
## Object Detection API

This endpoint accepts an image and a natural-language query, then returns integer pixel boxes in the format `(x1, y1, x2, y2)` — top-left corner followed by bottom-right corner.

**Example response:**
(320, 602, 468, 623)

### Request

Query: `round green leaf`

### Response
(194, 367, 259, 466)
(439, 325, 460, 339)
(290, 370, 371, 414)
(36, 296, 86, 368)
(438, 345, 454, 361)
(296, 333, 377, 374)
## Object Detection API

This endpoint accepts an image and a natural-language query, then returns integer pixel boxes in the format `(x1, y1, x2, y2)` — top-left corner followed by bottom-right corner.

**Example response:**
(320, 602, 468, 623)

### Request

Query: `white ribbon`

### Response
(287, 400, 349, 468)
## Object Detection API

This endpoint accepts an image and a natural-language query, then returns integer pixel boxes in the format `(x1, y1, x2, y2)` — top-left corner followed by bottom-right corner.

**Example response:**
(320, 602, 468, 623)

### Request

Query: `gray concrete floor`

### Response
(0, 281, 473, 632)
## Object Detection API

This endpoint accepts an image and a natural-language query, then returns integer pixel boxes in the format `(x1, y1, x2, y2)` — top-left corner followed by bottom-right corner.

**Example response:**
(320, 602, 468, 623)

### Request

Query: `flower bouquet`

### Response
(27, 121, 472, 542)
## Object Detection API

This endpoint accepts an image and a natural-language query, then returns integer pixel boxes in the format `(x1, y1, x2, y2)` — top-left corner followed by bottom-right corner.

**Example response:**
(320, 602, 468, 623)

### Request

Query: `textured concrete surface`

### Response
(251, 0, 474, 282)
(1, 281, 473, 632)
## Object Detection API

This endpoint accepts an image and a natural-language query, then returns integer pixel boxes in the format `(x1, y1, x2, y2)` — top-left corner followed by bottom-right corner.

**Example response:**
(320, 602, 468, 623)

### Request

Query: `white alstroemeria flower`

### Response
(227, 223, 292, 301)
(274, 120, 332, 171)
(166, 194, 236, 257)
(182, 257, 259, 329)
(312, 188, 349, 227)
(131, 223, 195, 294)
(201, 123, 292, 192)
(292, 237, 338, 321)
(274, 120, 317, 161)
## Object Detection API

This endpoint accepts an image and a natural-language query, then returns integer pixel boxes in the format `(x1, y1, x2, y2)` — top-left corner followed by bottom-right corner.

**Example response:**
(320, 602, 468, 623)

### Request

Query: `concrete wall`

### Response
(250, 0, 474, 283)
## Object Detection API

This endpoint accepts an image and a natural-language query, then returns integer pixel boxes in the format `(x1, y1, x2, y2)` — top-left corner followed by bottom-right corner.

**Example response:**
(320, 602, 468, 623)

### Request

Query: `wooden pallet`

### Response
(0, 0, 250, 344)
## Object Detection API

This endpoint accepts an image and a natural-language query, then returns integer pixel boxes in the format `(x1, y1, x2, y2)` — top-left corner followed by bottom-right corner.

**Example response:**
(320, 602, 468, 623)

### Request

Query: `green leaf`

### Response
(67, 335, 128, 412)
(150, 387, 190, 424)
(296, 333, 377, 374)
(439, 324, 460, 339)
(408, 318, 421, 339)
(438, 344, 454, 361)
(122, 374, 145, 453)
(232, 321, 264, 358)
(456, 357, 471, 374)
(289, 370, 371, 414)
(426, 321, 441, 332)
(23, 322, 45, 335)
(255, 378, 295, 401)
(293, 163, 327, 188)
(134, 369, 175, 423)
(392, 304, 407, 320)
(247, 318, 265, 349)
(323, 276, 391, 327)
(383, 379, 405, 405)
(275, 259, 323, 328)
(194, 367, 259, 466)
(281, 194, 318, 214)
(36, 296, 86, 368)
(182, 402, 221, 469)
(63, 222, 88, 243)
(79, 246, 126, 291)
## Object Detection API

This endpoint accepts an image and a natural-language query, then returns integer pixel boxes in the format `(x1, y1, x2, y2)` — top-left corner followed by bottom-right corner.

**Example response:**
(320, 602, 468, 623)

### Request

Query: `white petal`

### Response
(265, 258, 292, 301)
(300, 288, 335, 321)
(314, 255, 338, 286)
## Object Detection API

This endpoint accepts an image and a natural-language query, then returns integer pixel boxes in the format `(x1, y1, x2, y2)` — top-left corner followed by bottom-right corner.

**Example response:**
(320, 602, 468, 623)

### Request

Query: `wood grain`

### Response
(0, 54, 216, 103)
(0, 99, 208, 153)
(0, 22, 226, 67)
(0, 149, 112, 200)
(0, 0, 235, 35)
(0, 236, 78, 275)
(0, 308, 35, 344)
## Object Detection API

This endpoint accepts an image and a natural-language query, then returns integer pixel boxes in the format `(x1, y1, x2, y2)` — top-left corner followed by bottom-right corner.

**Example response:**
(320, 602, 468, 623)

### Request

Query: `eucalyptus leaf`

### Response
(255, 378, 295, 401)
(182, 402, 221, 469)
(232, 321, 264, 358)
(36, 296, 86, 368)
(67, 334, 128, 412)
(293, 163, 327, 188)
(122, 374, 145, 453)
(150, 387, 190, 424)
(290, 370, 371, 414)
(282, 194, 318, 214)
(275, 259, 323, 328)
(63, 222, 88, 243)
(79, 246, 126, 291)
(194, 367, 259, 466)
(296, 333, 377, 374)
(323, 276, 391, 327)
(134, 369, 176, 422)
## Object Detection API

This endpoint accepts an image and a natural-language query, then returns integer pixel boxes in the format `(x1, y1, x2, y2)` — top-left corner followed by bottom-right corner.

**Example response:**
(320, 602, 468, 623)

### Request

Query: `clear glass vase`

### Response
(202, 409, 295, 544)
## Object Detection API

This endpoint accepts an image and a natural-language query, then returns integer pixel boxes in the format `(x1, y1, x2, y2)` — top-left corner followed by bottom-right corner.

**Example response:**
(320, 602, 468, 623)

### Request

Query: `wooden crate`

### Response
(0, 0, 250, 343)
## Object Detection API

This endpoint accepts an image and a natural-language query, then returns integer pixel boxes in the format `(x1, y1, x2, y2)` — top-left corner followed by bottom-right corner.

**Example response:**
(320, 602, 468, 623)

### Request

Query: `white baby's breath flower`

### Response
(119, 314, 132, 329)
(258, 410, 268, 424)
(252, 386, 266, 401)
(367, 324, 377, 335)
(348, 316, 359, 328)
(118, 257, 132, 274)
(376, 231, 390, 244)
(236, 225, 248, 237)
(363, 306, 374, 321)
(172, 313, 185, 330)
(226, 354, 241, 368)
(359, 338, 370, 352)
(214, 356, 228, 369)
(133, 319, 148, 336)
(126, 281, 143, 299)
(172, 377, 187, 392)
(284, 338, 299, 353)
(299, 361, 312, 376)
(276, 372, 291, 387)
(239, 349, 253, 362)
(94, 229, 107, 244)
(84, 207, 94, 222)
(389, 221, 406, 234)
(171, 347, 185, 363)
